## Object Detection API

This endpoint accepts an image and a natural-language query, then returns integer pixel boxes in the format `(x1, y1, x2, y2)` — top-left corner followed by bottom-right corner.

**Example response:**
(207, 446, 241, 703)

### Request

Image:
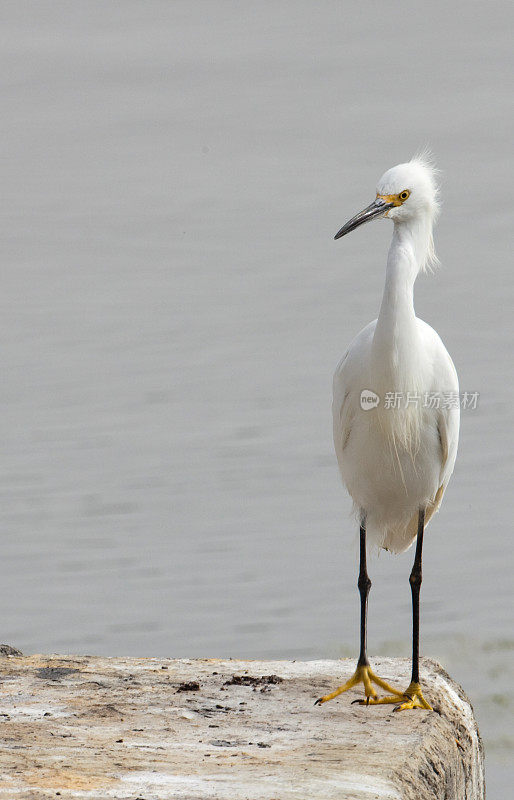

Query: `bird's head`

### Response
(334, 153, 440, 241)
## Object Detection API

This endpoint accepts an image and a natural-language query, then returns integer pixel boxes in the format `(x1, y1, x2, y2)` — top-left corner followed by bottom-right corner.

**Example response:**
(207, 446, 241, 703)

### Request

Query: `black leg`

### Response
(314, 517, 405, 706)
(409, 508, 425, 685)
(357, 521, 371, 668)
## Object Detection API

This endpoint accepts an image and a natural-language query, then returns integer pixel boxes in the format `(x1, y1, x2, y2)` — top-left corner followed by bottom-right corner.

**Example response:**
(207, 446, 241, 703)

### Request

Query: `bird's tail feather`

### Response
(362, 483, 445, 554)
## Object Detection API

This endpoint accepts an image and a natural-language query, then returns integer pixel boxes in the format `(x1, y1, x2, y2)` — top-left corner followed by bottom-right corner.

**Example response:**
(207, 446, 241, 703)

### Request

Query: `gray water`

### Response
(1, 1, 512, 795)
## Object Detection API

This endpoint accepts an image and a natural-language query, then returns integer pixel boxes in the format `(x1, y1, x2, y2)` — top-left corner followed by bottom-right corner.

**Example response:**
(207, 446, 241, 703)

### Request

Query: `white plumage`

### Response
(332, 155, 459, 553)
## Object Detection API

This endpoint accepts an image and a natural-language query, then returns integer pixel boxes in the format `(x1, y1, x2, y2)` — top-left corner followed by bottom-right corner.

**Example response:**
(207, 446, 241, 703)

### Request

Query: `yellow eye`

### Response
(399, 190, 410, 201)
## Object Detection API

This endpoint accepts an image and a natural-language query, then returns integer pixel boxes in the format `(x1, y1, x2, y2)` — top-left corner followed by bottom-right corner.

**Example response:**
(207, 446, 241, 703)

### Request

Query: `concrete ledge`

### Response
(0, 653, 484, 799)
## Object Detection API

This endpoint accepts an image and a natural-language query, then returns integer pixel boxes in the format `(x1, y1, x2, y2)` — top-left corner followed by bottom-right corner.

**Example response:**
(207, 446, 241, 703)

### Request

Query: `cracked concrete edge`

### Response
(389, 659, 485, 800)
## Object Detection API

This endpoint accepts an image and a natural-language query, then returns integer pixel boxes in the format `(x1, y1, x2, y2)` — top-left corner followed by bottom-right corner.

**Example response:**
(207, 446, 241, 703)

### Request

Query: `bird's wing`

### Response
(332, 350, 352, 467)
(421, 399, 459, 527)
(423, 322, 460, 491)
(415, 318, 460, 491)
(436, 396, 460, 490)
(332, 321, 377, 469)
(402, 323, 460, 535)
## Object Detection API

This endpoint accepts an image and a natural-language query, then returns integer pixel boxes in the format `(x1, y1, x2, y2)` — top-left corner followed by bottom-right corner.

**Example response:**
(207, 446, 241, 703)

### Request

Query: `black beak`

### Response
(334, 197, 394, 240)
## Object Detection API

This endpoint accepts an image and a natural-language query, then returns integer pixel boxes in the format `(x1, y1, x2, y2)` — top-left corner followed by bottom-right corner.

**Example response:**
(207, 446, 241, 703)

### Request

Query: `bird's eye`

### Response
(399, 190, 410, 201)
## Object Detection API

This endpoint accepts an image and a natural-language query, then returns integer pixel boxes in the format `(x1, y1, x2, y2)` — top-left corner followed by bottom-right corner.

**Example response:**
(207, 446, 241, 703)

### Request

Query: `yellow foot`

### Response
(314, 663, 403, 706)
(355, 681, 432, 712)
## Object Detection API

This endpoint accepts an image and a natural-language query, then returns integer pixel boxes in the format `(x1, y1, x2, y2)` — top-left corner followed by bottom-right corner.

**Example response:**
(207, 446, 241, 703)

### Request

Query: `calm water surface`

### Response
(1, 2, 512, 795)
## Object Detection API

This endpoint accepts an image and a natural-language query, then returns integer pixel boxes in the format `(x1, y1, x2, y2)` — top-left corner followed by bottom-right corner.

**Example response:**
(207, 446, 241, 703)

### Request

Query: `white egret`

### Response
(316, 154, 459, 711)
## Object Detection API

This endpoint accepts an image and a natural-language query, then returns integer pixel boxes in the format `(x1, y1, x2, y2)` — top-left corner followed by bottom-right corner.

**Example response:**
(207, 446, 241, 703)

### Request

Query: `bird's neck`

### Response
(372, 220, 430, 387)
(376, 224, 422, 331)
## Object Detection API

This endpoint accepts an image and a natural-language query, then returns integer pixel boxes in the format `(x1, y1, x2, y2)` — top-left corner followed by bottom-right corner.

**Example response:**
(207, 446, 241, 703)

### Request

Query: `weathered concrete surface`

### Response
(0, 653, 484, 800)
